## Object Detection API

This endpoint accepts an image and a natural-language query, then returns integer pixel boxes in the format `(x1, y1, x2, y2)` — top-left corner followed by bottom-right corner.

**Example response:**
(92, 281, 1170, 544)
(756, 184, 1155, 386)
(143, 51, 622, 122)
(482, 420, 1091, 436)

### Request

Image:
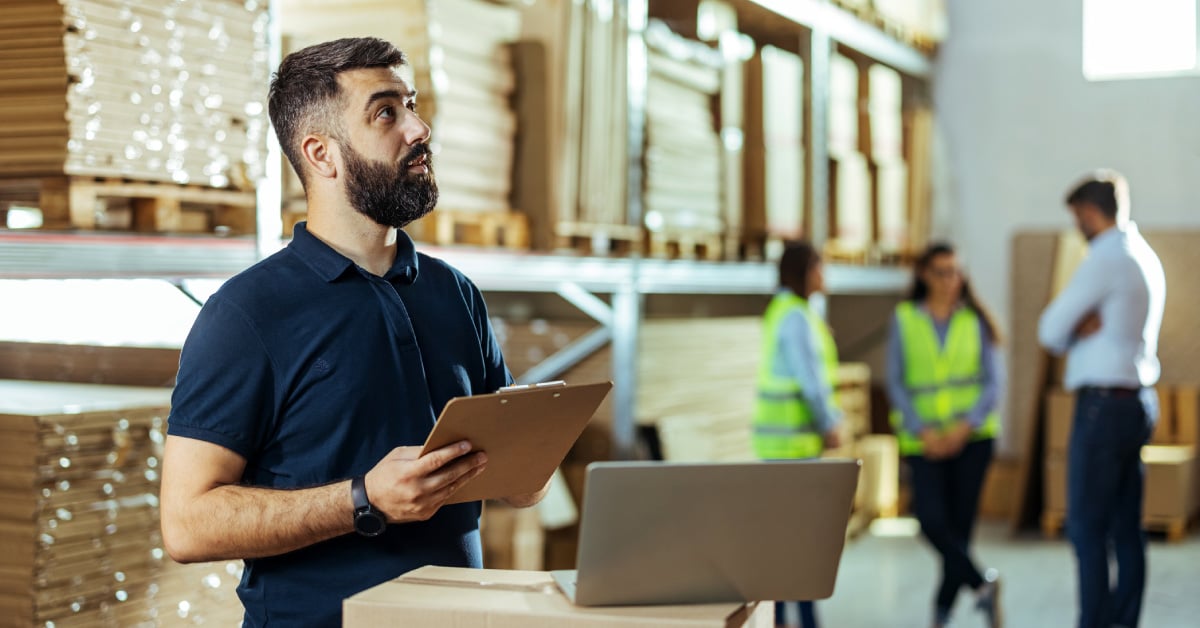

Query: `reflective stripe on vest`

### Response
(889, 302, 999, 456)
(753, 292, 839, 460)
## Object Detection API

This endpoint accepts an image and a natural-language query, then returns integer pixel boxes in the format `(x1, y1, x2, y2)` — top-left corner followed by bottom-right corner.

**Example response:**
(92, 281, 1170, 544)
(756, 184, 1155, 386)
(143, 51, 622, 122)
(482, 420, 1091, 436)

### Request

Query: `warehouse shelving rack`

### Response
(0, 0, 927, 459)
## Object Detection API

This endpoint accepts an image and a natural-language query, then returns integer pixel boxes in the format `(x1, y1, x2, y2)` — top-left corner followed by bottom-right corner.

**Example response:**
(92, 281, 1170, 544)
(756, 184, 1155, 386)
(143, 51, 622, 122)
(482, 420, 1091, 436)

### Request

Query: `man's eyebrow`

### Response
(363, 88, 417, 112)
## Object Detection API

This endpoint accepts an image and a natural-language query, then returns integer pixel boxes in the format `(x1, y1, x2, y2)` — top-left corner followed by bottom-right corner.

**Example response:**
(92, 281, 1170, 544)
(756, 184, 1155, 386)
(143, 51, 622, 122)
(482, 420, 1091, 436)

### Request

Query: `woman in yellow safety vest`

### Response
(753, 241, 842, 628)
(886, 243, 1003, 628)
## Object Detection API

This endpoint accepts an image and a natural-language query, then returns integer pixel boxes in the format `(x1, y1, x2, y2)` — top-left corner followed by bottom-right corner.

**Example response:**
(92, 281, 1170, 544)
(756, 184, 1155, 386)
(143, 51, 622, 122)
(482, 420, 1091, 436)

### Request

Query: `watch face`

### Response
(355, 511, 386, 537)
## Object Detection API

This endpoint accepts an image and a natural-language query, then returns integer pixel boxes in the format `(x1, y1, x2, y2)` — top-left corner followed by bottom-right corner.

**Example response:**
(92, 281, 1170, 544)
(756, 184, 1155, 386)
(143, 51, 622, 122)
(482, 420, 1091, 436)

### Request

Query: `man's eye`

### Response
(406, 101, 418, 112)
(378, 106, 395, 120)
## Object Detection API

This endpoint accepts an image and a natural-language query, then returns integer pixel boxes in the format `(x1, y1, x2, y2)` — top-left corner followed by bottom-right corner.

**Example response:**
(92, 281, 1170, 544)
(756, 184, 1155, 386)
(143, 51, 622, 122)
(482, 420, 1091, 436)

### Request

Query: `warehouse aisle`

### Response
(821, 520, 1200, 628)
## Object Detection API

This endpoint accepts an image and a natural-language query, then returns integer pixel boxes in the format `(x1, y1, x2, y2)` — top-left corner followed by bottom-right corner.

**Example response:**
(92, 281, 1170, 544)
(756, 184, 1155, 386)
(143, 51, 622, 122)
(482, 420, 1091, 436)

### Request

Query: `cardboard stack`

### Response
(0, 380, 169, 627)
(743, 45, 806, 244)
(0, 0, 269, 187)
(1042, 385, 1200, 536)
(827, 54, 872, 257)
(279, 0, 523, 233)
(642, 23, 725, 245)
(868, 64, 909, 255)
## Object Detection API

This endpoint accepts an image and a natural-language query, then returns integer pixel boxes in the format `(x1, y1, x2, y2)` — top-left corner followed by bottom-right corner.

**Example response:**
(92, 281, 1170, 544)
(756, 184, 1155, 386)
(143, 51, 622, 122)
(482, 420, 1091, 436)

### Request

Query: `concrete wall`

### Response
(933, 1, 1199, 450)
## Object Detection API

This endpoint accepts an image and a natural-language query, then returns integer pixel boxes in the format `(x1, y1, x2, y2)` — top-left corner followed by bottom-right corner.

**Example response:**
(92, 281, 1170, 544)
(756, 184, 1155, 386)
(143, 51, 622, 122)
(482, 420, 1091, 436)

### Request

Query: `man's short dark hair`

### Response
(779, 241, 820, 297)
(268, 37, 407, 188)
(1065, 169, 1129, 220)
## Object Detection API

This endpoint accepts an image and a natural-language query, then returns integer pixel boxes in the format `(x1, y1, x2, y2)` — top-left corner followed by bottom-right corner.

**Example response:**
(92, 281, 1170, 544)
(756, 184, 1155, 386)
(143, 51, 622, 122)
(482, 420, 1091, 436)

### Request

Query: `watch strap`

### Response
(351, 475, 371, 512)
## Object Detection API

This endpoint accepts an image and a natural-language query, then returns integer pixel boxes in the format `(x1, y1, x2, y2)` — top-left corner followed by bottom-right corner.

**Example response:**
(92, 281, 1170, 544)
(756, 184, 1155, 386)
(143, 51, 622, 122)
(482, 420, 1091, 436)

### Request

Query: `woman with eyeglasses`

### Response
(886, 243, 1004, 628)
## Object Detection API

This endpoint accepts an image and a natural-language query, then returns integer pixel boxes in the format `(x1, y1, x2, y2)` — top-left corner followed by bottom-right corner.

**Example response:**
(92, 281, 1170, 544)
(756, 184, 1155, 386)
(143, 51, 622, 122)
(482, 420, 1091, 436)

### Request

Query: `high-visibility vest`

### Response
(753, 292, 840, 460)
(889, 301, 999, 456)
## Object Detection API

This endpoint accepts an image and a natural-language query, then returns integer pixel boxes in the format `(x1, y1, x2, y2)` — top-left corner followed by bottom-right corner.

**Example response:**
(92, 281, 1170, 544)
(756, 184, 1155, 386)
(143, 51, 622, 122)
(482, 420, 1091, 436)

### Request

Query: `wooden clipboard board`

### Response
(421, 380, 613, 504)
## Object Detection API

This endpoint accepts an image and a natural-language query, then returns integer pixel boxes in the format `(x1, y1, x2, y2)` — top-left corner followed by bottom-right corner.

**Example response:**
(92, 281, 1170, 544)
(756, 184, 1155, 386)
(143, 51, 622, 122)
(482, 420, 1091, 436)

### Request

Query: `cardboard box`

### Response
(1142, 445, 1196, 520)
(1044, 390, 1075, 456)
(1152, 386, 1176, 444)
(344, 566, 772, 628)
(857, 435, 900, 516)
(1174, 386, 1198, 446)
(1044, 454, 1068, 514)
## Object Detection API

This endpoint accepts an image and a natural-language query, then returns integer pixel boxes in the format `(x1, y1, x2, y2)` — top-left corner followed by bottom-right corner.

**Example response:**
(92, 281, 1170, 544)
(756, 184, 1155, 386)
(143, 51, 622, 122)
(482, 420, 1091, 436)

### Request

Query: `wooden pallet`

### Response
(410, 208, 530, 249)
(0, 176, 257, 234)
(1042, 510, 1192, 543)
(647, 230, 723, 261)
(555, 221, 642, 256)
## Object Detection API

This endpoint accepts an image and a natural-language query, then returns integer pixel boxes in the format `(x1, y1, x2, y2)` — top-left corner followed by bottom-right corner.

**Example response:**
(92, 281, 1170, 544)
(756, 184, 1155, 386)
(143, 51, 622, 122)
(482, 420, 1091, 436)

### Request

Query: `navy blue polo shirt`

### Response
(168, 222, 511, 627)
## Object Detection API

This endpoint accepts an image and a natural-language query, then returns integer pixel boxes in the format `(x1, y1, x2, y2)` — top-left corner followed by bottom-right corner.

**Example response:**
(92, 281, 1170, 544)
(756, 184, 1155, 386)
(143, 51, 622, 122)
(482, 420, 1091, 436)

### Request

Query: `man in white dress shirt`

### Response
(1038, 170, 1166, 628)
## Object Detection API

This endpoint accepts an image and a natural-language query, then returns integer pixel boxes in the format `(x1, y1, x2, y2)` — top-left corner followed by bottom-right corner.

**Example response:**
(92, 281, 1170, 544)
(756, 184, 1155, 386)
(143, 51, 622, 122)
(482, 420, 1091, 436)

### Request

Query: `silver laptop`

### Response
(551, 459, 860, 606)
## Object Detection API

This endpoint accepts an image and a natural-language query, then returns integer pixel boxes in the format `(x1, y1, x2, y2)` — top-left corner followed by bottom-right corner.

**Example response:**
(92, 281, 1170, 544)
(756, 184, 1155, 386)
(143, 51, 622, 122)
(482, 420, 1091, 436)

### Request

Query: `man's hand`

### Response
(943, 421, 972, 457)
(1074, 311, 1102, 339)
(364, 441, 487, 523)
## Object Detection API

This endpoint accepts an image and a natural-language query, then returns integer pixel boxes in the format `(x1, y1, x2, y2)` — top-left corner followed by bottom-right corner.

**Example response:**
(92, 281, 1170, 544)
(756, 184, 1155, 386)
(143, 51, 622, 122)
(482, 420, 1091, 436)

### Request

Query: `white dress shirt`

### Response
(1038, 223, 1166, 390)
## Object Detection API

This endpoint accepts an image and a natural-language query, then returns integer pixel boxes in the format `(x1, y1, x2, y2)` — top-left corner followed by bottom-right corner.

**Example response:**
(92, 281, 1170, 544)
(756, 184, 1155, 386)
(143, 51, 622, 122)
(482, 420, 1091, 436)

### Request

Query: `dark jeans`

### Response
(774, 600, 817, 628)
(907, 438, 994, 614)
(1068, 388, 1155, 628)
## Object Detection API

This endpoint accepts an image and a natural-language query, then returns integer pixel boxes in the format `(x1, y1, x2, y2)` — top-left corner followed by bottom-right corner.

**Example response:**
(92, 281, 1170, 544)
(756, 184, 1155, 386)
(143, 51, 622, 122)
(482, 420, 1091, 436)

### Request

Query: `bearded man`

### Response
(159, 37, 546, 627)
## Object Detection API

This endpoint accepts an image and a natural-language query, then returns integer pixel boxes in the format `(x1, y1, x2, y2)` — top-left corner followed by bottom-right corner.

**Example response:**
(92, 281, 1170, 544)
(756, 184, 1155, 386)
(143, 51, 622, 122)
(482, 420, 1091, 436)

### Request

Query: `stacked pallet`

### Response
(0, 0, 269, 188)
(743, 45, 806, 250)
(1042, 385, 1200, 541)
(643, 23, 725, 259)
(279, 0, 526, 244)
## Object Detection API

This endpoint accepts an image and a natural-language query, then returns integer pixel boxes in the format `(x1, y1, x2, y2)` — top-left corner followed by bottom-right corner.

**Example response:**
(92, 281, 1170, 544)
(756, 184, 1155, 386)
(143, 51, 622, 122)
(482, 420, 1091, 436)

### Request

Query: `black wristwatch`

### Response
(352, 475, 387, 537)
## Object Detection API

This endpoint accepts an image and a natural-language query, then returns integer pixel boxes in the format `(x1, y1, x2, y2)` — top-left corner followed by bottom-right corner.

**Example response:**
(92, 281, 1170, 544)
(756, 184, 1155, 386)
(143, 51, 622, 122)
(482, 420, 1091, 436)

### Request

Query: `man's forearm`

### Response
(164, 480, 353, 563)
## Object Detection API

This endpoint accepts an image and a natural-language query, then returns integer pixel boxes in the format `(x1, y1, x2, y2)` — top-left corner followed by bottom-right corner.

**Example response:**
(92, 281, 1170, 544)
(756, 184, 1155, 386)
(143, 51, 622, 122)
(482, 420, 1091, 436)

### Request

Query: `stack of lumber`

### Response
(0, 0, 269, 188)
(279, 0, 523, 237)
(642, 22, 725, 247)
(743, 44, 806, 244)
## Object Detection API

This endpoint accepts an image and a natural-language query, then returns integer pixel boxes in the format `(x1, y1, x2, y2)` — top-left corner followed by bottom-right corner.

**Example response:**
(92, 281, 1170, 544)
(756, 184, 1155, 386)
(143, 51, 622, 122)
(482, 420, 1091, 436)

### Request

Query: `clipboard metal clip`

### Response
(498, 380, 567, 393)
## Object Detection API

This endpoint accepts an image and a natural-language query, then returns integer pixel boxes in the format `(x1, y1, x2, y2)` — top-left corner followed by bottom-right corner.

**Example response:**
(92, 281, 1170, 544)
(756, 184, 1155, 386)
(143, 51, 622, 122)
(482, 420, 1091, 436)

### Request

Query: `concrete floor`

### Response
(807, 519, 1200, 628)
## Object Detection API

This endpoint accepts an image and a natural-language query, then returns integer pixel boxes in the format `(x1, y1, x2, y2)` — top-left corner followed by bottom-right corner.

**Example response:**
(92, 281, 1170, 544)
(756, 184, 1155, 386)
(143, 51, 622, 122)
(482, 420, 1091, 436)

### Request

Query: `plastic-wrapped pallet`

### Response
(0, 0, 269, 187)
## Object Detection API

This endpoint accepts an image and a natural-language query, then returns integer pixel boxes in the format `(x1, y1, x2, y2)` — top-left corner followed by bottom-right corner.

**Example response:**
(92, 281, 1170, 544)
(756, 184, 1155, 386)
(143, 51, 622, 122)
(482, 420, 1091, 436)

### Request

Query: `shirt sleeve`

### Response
(886, 314, 927, 436)
(167, 295, 277, 460)
(777, 310, 841, 434)
(965, 320, 1003, 429)
(1038, 254, 1111, 355)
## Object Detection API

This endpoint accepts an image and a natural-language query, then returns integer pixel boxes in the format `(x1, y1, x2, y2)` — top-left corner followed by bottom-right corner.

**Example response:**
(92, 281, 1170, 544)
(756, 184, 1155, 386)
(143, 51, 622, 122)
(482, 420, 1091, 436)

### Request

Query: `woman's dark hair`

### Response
(908, 242, 1003, 345)
(779, 241, 821, 297)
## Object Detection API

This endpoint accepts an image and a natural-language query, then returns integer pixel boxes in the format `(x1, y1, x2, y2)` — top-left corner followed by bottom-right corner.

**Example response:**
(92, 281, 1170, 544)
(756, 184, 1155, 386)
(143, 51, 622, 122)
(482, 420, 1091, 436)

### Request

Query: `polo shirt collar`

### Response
(290, 222, 420, 284)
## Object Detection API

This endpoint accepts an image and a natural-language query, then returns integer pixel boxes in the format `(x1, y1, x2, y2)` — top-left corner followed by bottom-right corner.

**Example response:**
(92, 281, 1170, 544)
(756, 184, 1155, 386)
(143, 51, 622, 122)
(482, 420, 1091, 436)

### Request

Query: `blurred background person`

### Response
(753, 241, 844, 628)
(1038, 171, 1165, 628)
(887, 243, 1003, 628)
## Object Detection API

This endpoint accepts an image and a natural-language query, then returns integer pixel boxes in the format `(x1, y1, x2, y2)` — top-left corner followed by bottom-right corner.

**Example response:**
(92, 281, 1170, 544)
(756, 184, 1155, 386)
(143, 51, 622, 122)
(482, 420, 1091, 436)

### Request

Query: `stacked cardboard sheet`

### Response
(0, 0, 269, 187)
(643, 23, 724, 236)
(279, 0, 522, 217)
(743, 45, 805, 241)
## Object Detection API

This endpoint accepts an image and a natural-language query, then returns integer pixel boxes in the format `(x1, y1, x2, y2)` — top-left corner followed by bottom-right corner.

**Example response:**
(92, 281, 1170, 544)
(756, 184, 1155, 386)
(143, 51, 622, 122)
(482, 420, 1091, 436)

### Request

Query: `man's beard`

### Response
(341, 141, 438, 228)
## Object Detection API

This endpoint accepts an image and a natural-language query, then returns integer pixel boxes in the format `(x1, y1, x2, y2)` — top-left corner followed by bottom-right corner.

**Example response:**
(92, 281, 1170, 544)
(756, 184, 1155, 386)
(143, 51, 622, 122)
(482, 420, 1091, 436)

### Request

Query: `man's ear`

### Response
(300, 134, 338, 181)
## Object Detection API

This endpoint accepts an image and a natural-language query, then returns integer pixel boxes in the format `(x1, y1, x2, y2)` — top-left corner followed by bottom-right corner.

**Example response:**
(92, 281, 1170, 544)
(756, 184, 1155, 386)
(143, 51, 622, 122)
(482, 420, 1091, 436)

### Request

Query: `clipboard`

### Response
(421, 380, 613, 504)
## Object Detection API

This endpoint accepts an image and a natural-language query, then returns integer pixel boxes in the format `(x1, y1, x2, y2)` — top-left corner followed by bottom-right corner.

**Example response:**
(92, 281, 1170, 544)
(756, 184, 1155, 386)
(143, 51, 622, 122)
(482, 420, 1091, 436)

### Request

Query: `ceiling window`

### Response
(1083, 0, 1198, 80)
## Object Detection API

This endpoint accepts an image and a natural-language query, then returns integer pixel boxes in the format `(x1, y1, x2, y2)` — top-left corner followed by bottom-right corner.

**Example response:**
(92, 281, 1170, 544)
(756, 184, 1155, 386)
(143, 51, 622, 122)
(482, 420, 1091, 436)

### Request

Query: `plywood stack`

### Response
(827, 54, 872, 260)
(0, 0, 269, 232)
(743, 45, 806, 251)
(642, 23, 726, 260)
(280, 0, 526, 244)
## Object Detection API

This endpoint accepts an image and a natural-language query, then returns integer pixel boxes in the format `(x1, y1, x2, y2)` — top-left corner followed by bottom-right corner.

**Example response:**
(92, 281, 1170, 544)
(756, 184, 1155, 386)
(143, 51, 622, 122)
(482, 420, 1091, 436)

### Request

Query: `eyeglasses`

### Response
(927, 268, 960, 279)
